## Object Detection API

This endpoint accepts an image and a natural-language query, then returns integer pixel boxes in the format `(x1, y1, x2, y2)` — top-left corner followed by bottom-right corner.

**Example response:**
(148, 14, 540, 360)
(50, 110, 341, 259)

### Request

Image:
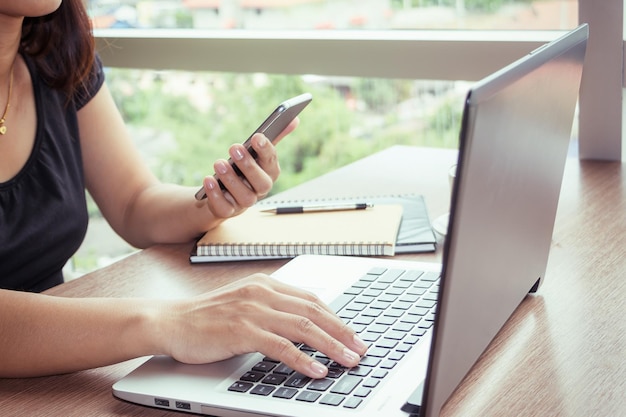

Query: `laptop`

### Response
(112, 25, 588, 417)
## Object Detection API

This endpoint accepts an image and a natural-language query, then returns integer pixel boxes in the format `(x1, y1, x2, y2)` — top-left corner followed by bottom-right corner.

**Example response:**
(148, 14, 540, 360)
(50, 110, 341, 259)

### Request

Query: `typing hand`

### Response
(155, 274, 367, 379)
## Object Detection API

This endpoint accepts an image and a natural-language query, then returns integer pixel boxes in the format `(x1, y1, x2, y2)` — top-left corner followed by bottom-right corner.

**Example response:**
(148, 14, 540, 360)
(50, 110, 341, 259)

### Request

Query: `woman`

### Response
(0, 1, 366, 378)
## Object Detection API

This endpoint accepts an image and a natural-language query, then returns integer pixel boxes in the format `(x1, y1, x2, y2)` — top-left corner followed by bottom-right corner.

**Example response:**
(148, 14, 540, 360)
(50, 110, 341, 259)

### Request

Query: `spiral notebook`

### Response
(191, 204, 402, 262)
(190, 194, 436, 263)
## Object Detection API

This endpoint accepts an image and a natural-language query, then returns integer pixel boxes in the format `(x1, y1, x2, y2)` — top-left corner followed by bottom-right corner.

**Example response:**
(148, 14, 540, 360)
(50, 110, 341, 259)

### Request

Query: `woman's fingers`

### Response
(163, 275, 367, 379)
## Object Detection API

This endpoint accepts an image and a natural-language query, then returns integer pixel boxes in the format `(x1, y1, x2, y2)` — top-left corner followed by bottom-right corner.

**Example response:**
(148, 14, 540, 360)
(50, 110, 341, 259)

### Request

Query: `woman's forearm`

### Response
(119, 183, 221, 248)
(0, 274, 367, 380)
(0, 289, 162, 378)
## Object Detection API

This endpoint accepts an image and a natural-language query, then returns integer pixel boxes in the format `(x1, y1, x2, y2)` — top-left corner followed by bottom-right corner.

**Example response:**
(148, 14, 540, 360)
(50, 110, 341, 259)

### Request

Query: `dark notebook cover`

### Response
(364, 194, 436, 253)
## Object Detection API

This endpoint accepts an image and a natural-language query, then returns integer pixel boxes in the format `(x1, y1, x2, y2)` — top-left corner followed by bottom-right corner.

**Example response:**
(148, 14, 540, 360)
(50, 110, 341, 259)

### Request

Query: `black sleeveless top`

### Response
(0, 55, 105, 292)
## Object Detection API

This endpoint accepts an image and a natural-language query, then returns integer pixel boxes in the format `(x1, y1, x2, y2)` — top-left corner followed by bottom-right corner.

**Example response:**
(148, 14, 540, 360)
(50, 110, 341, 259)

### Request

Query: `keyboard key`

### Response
(354, 295, 376, 304)
(408, 306, 429, 316)
(423, 292, 439, 301)
(362, 288, 382, 297)
(378, 269, 403, 283)
(367, 347, 390, 358)
(330, 293, 356, 312)
(348, 365, 372, 377)
(385, 330, 407, 340)
(349, 323, 367, 333)
(353, 315, 375, 325)
(371, 369, 389, 379)
(367, 324, 388, 334)
(367, 267, 387, 275)
(385, 287, 405, 296)
(370, 282, 390, 291)
(285, 373, 311, 388)
(339, 310, 359, 320)
(375, 316, 397, 326)
(382, 308, 404, 318)
(418, 321, 434, 329)
(240, 371, 265, 382)
(344, 287, 363, 296)
(421, 271, 440, 281)
(343, 397, 363, 409)
(320, 394, 345, 406)
(375, 339, 398, 349)
(362, 378, 380, 388)
(354, 387, 372, 397)
(399, 270, 424, 281)
(392, 281, 412, 289)
(327, 367, 345, 378)
(330, 375, 361, 395)
(392, 301, 413, 310)
(412, 328, 427, 337)
(345, 302, 367, 312)
(359, 273, 380, 282)
(416, 300, 436, 309)
(361, 332, 381, 342)
(399, 294, 420, 303)
(371, 301, 392, 310)
(407, 288, 427, 296)
(262, 374, 287, 385)
(359, 356, 381, 367)
(362, 308, 382, 317)
(308, 378, 334, 391)
(250, 384, 275, 396)
(252, 361, 276, 373)
(400, 315, 422, 324)
(296, 391, 321, 403)
(396, 344, 414, 353)
(379, 294, 398, 303)
(228, 381, 253, 393)
(274, 364, 295, 375)
(273, 387, 298, 399)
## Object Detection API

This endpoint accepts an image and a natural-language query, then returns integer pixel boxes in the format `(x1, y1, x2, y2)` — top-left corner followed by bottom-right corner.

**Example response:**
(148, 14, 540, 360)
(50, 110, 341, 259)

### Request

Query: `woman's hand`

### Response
(156, 274, 368, 379)
(201, 119, 298, 219)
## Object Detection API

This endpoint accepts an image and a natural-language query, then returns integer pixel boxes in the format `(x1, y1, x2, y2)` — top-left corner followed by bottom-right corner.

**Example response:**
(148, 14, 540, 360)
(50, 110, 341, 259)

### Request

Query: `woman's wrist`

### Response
(124, 298, 174, 359)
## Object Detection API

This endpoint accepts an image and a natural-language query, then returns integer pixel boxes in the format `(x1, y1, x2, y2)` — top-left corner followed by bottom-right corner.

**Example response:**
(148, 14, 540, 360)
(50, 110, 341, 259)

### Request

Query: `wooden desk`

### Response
(1, 146, 624, 417)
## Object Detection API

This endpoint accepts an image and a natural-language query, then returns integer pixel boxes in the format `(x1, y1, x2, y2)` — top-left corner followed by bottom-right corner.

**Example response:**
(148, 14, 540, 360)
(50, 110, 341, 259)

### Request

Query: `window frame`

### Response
(93, 0, 625, 161)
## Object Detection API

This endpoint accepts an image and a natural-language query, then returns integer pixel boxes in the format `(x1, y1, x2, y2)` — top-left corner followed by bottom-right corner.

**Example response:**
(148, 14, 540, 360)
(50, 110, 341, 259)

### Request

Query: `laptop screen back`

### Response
(421, 25, 588, 417)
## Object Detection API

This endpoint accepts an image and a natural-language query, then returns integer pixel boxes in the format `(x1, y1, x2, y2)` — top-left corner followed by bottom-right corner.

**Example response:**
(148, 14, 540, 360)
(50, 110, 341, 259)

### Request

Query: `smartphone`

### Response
(194, 93, 313, 200)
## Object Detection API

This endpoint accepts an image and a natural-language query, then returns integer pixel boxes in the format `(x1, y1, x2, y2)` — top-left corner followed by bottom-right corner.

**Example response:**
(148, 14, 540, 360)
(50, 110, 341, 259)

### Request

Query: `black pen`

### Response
(260, 203, 373, 214)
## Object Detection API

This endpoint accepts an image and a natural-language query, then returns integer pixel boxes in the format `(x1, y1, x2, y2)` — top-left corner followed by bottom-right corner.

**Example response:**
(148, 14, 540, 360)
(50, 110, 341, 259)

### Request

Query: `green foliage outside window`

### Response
(105, 69, 462, 197)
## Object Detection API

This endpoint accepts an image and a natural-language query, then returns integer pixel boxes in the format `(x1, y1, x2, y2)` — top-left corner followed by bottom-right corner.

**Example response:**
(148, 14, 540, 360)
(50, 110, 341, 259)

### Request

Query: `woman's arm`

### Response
(78, 82, 294, 248)
(0, 275, 366, 378)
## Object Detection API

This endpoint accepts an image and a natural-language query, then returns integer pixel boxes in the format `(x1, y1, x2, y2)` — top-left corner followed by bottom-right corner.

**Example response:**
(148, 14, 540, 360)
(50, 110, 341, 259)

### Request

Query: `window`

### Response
(71, 0, 624, 276)
(89, 0, 577, 31)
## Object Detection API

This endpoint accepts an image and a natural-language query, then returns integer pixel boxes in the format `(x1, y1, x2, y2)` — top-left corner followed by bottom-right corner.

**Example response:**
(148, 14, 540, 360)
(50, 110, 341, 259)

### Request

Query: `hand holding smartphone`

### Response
(195, 93, 313, 200)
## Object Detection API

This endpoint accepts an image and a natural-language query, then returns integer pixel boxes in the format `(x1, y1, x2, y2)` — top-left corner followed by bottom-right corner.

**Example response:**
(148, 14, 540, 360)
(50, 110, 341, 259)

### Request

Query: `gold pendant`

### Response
(0, 125, 6, 135)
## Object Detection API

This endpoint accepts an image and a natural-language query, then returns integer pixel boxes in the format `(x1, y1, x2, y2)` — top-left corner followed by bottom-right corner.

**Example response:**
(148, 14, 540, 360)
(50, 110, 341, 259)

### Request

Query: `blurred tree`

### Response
(106, 69, 459, 196)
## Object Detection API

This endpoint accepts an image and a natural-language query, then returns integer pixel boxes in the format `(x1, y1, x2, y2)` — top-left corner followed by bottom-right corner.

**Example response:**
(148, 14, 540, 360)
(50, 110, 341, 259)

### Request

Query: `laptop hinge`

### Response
(401, 381, 424, 415)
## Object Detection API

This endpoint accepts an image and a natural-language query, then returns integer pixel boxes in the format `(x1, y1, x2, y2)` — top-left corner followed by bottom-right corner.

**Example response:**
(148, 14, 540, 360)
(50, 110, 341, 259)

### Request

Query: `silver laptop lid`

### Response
(421, 24, 588, 417)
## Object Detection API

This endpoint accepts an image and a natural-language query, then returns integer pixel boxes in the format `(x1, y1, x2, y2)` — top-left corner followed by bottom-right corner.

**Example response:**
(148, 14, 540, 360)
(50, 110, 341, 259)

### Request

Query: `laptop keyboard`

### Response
(227, 266, 440, 409)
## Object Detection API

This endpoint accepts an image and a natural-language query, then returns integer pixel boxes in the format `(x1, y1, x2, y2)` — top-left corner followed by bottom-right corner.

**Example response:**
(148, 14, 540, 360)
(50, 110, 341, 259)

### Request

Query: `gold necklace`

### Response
(0, 63, 15, 135)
